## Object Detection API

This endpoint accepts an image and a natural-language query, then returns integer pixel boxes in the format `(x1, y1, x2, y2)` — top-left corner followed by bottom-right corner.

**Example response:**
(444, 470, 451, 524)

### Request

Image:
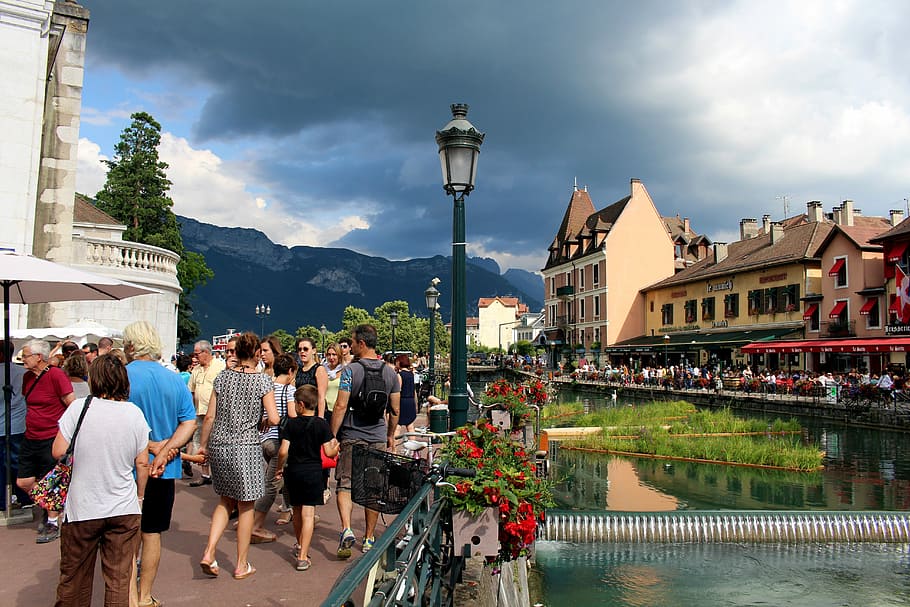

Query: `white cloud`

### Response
(467, 239, 546, 275)
(80, 106, 134, 127)
(76, 138, 108, 196)
(158, 133, 370, 249)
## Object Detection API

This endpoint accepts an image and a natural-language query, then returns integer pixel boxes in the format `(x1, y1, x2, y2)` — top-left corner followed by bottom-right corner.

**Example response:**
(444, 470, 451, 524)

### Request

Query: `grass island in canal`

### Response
(542, 400, 824, 471)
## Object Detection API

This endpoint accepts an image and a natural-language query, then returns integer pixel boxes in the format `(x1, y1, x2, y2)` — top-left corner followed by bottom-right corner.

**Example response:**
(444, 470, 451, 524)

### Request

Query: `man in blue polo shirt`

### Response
(123, 321, 196, 607)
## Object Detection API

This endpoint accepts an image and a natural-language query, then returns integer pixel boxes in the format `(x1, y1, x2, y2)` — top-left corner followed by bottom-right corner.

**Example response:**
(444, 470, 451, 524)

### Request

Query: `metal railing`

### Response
(321, 484, 464, 607)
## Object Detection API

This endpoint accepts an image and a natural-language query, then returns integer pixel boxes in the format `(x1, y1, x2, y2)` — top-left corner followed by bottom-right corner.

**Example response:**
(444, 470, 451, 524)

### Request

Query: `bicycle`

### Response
(397, 428, 456, 467)
(340, 444, 475, 607)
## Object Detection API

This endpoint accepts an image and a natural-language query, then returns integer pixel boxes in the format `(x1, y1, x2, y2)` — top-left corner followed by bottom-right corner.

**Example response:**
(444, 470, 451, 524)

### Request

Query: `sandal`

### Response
(276, 510, 293, 525)
(251, 530, 277, 544)
(200, 560, 220, 577)
(234, 562, 256, 580)
(138, 597, 163, 607)
(295, 557, 311, 571)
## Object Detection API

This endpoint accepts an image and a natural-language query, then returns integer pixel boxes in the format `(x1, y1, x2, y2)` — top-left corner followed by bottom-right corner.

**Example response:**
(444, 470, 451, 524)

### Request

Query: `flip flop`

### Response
(234, 562, 256, 580)
(200, 560, 219, 577)
(276, 510, 293, 525)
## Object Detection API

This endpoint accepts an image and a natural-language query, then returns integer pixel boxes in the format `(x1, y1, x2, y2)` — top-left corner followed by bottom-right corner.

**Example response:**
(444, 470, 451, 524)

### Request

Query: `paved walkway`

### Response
(0, 476, 385, 606)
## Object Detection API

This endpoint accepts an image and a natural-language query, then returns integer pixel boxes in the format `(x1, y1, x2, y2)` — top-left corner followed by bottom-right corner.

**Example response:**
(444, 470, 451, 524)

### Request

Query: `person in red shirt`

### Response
(16, 339, 75, 544)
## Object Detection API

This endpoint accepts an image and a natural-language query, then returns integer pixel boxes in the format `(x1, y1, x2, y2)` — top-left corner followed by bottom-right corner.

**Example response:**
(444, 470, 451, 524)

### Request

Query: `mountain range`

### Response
(178, 217, 544, 340)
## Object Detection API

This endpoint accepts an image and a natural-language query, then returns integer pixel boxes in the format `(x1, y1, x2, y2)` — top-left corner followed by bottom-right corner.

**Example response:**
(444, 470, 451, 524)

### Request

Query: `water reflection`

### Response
(550, 389, 910, 512)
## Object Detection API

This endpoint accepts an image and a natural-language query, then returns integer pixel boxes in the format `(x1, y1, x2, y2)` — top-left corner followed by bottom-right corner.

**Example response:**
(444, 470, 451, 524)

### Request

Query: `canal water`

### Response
(537, 387, 910, 606)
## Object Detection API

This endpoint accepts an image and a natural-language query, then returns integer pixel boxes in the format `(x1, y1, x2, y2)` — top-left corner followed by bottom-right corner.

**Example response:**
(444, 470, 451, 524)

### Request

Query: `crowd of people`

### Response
(0, 321, 412, 606)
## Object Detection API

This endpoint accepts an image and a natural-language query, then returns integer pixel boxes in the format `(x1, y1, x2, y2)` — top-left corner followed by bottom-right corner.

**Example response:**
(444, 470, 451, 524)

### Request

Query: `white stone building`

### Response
(0, 1, 181, 355)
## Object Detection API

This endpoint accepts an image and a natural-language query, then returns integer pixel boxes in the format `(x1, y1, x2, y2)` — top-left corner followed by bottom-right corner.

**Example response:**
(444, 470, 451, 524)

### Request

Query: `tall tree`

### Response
(95, 112, 213, 345)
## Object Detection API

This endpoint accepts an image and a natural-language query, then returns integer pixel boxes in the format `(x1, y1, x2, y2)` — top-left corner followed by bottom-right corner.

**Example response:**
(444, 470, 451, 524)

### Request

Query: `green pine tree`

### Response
(95, 111, 213, 345)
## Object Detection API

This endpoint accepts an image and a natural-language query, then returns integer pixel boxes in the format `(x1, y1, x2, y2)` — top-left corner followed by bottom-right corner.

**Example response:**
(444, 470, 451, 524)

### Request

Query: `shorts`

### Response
(284, 465, 324, 506)
(18, 437, 56, 480)
(141, 477, 176, 534)
(336, 438, 387, 492)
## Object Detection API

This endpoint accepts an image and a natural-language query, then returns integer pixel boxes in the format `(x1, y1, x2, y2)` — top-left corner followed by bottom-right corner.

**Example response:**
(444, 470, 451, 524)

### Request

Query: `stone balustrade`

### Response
(72, 236, 180, 279)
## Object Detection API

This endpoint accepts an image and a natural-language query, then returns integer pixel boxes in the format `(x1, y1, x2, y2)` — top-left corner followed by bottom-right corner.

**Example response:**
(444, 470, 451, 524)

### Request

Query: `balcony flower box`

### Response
(749, 308, 760, 316)
(785, 303, 797, 312)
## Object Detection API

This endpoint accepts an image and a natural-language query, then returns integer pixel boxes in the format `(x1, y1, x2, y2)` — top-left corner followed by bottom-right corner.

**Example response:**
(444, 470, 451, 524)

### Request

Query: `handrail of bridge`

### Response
(321, 482, 464, 607)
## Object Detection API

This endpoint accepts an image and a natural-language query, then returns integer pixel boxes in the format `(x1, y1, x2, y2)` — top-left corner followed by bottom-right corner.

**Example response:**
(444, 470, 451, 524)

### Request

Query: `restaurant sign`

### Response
(706, 279, 733, 293)
(885, 324, 910, 335)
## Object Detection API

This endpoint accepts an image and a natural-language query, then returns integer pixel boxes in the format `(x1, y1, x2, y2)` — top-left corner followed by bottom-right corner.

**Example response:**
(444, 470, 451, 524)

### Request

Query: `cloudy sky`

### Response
(76, 1, 910, 273)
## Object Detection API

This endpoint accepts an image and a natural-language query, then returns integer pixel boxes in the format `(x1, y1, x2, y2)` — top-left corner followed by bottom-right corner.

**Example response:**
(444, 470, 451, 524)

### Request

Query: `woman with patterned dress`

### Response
(199, 332, 278, 580)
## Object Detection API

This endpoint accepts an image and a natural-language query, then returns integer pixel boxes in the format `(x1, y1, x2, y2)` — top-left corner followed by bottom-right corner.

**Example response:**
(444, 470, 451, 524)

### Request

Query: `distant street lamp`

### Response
(436, 103, 484, 429)
(320, 324, 327, 357)
(425, 282, 440, 395)
(664, 334, 670, 368)
(390, 311, 398, 360)
(255, 304, 270, 337)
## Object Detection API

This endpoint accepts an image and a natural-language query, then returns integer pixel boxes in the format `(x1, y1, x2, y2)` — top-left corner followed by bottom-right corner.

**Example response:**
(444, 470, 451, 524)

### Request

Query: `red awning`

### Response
(743, 337, 910, 354)
(887, 241, 909, 263)
(859, 298, 877, 315)
(829, 300, 848, 318)
(802, 303, 818, 320)
(741, 340, 811, 354)
(828, 258, 845, 276)
(890, 297, 901, 313)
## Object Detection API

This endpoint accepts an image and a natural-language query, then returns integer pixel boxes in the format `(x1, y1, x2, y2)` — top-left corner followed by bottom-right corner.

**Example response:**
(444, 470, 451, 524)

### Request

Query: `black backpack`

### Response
(349, 360, 389, 422)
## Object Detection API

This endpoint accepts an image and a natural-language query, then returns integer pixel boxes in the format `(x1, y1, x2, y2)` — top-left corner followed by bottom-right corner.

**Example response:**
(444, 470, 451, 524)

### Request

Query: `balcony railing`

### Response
(555, 314, 574, 327)
(821, 319, 856, 337)
(556, 285, 574, 298)
(72, 236, 180, 281)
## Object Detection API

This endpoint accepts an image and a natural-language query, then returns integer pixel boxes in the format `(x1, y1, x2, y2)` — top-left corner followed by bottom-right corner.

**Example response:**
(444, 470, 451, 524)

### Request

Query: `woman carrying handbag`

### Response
(52, 354, 151, 607)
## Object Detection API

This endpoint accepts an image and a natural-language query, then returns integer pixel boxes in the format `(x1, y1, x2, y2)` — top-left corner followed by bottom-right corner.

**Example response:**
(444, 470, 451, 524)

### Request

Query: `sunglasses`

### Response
(340, 344, 350, 349)
(226, 348, 235, 354)
(298, 347, 311, 352)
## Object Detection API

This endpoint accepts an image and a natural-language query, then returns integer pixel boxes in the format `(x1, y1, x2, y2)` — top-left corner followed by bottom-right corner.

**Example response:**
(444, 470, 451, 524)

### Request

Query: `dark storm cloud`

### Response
(83, 1, 910, 270)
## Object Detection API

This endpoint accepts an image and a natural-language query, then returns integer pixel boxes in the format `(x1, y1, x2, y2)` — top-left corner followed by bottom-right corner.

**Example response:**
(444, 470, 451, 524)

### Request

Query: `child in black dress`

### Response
(275, 385, 338, 571)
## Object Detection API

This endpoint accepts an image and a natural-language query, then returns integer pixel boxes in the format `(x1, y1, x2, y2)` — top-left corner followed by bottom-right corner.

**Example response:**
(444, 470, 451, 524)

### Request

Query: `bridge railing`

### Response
(321, 483, 464, 607)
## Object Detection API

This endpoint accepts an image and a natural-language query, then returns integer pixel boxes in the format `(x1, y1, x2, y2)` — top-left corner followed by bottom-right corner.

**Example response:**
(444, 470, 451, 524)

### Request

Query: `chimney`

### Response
(833, 206, 842, 225)
(769, 221, 785, 244)
(807, 201, 824, 222)
(740, 218, 758, 240)
(762, 214, 771, 233)
(683, 217, 690, 234)
(842, 200, 855, 227)
(713, 242, 728, 264)
(891, 209, 905, 226)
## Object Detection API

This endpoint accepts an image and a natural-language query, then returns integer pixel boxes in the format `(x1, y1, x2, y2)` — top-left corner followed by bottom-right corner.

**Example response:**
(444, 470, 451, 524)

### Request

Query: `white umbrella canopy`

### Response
(0, 251, 155, 304)
(1, 250, 156, 520)
(10, 319, 122, 348)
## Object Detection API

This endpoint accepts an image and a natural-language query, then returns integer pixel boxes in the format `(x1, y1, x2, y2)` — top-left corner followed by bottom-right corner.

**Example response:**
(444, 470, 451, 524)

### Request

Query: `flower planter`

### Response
(490, 410, 512, 432)
(453, 507, 500, 557)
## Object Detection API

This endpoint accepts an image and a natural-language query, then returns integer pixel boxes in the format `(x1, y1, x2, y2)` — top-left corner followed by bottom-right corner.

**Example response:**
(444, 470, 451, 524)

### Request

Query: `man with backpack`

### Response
(330, 324, 400, 559)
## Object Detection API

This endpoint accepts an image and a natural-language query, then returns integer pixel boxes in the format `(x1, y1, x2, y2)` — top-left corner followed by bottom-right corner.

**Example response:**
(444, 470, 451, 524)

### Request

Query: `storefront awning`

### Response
(829, 300, 847, 319)
(859, 298, 877, 315)
(605, 327, 801, 354)
(743, 337, 910, 354)
(890, 297, 901, 313)
(828, 258, 846, 276)
(887, 241, 908, 264)
(544, 328, 565, 345)
(802, 303, 818, 320)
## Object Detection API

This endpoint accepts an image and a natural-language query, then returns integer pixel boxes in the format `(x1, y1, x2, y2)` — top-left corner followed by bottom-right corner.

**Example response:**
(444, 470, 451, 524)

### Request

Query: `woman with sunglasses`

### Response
(294, 338, 328, 418)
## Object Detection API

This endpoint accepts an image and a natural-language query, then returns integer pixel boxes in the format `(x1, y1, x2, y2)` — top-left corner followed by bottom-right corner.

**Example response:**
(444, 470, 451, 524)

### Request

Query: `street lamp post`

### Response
(436, 103, 484, 429)
(390, 311, 398, 360)
(664, 334, 670, 368)
(425, 282, 440, 396)
(320, 324, 327, 357)
(255, 304, 270, 337)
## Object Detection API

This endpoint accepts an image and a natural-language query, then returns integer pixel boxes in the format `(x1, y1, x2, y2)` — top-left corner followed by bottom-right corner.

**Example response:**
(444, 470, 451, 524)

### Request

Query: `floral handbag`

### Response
(30, 396, 93, 512)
